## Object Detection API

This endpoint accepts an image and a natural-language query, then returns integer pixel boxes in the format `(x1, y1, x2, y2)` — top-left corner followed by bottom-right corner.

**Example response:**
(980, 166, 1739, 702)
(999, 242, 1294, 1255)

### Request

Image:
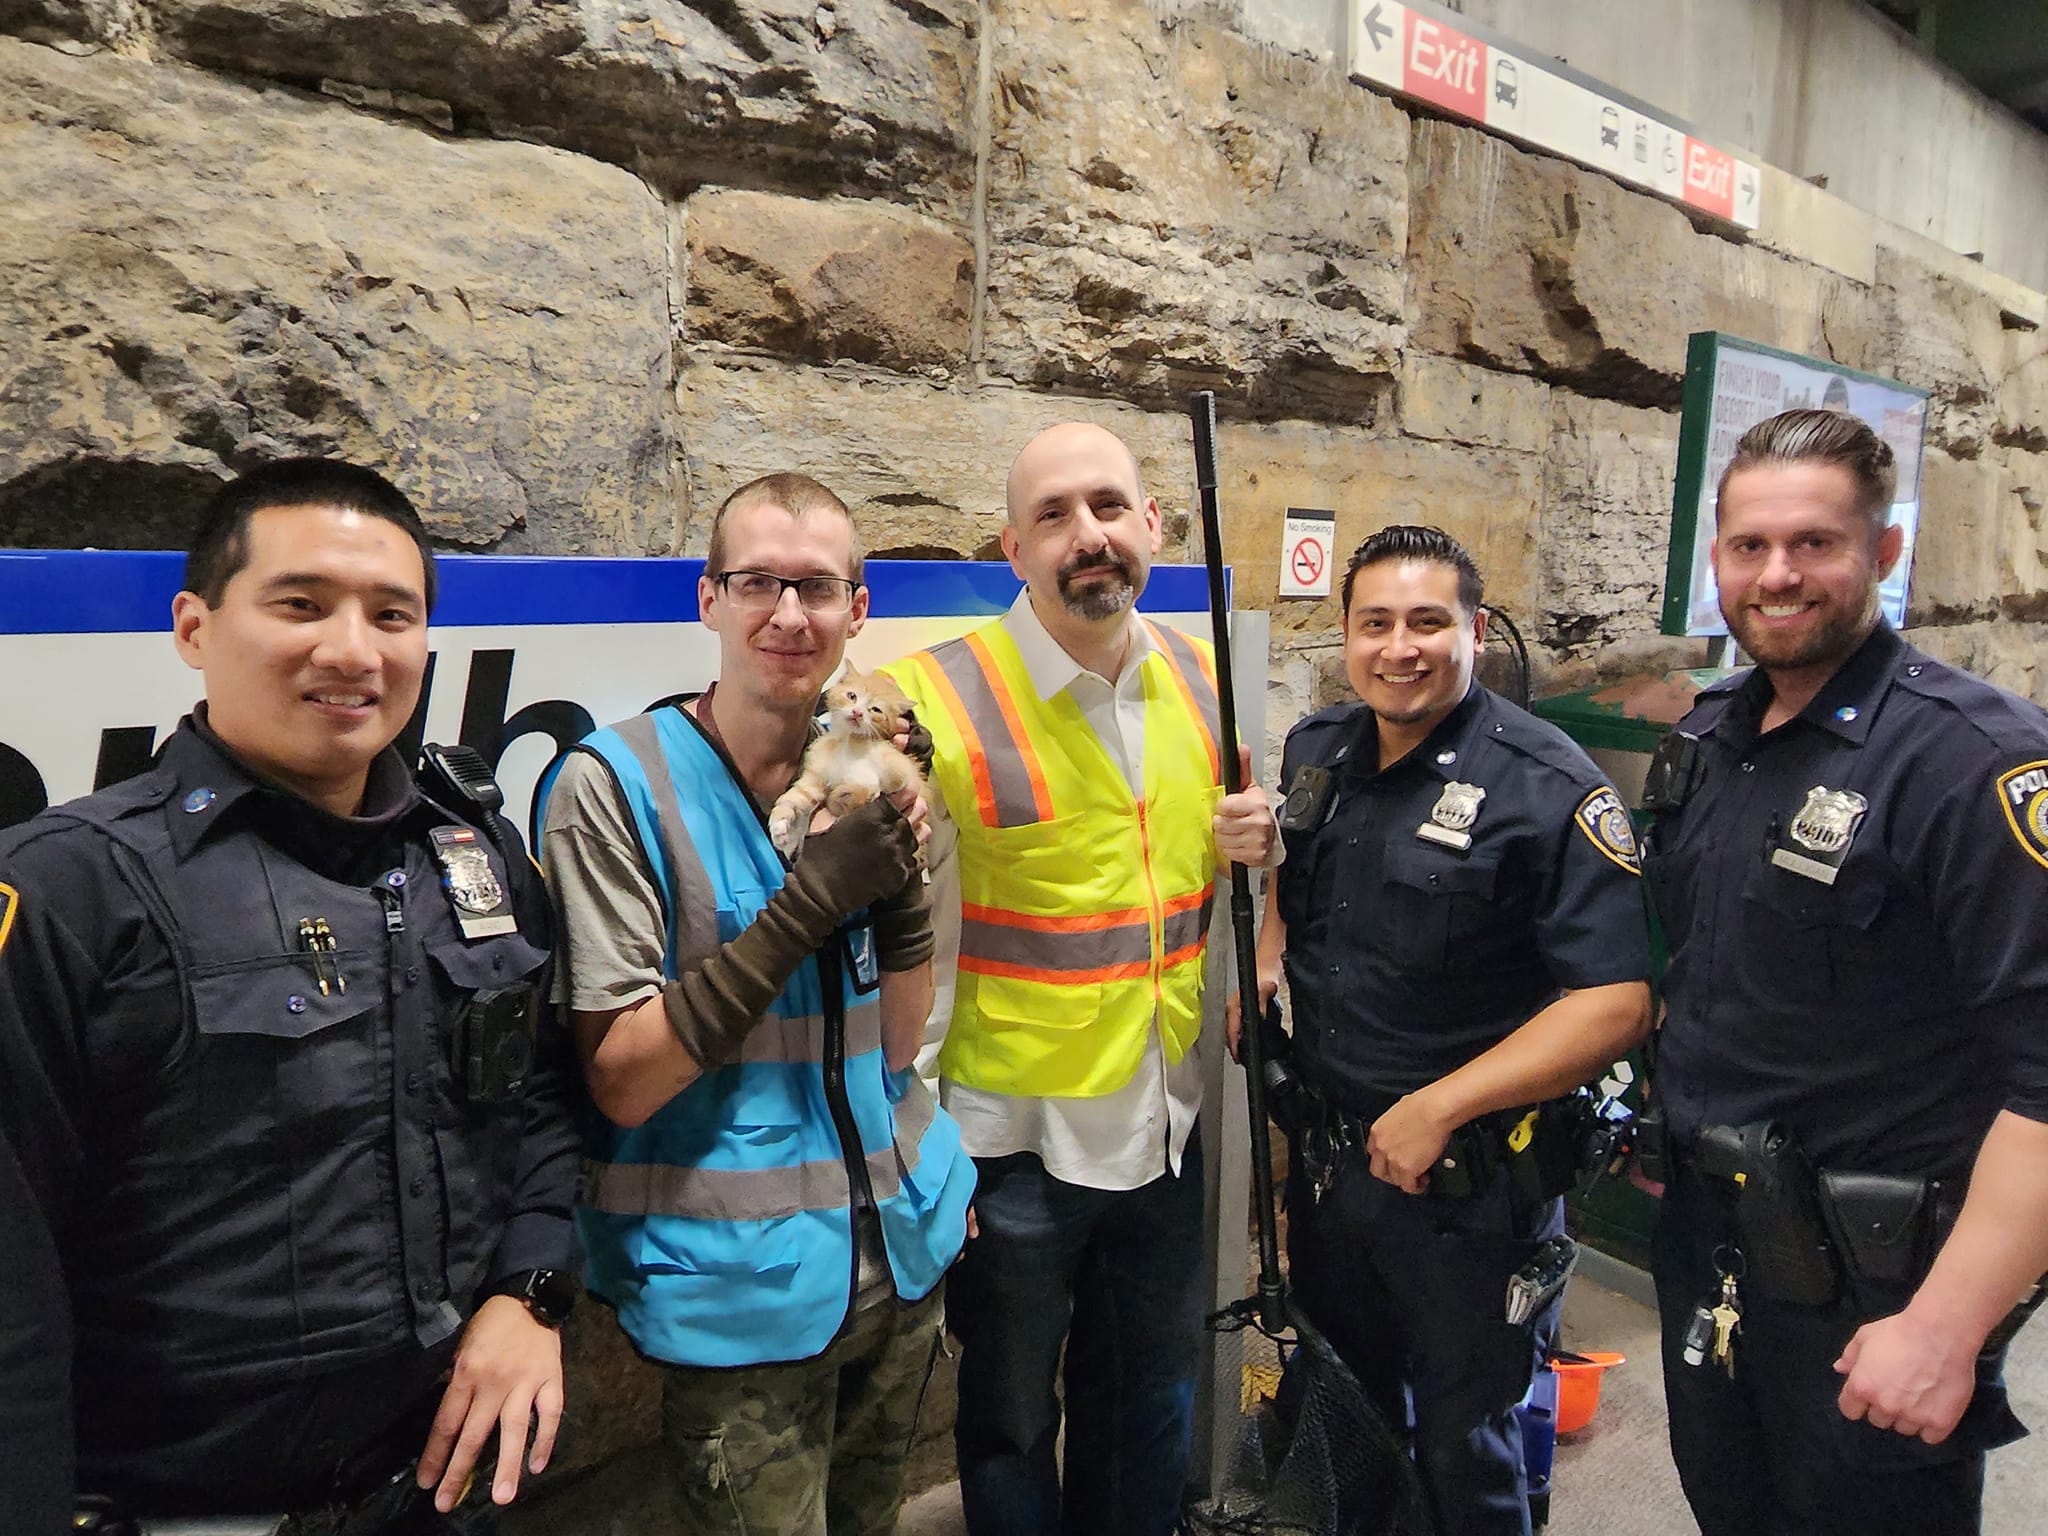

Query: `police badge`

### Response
(430, 825, 518, 938)
(1418, 781, 1487, 851)
(1770, 786, 1869, 885)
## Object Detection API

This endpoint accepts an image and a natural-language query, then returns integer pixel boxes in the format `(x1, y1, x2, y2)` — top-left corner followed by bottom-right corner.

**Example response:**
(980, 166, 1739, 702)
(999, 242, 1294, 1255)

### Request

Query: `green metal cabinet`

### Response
(1534, 669, 1730, 1266)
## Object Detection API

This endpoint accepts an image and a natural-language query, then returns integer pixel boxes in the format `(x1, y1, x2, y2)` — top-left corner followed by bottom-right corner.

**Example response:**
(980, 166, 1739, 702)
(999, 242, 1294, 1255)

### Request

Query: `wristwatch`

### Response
(487, 1268, 576, 1327)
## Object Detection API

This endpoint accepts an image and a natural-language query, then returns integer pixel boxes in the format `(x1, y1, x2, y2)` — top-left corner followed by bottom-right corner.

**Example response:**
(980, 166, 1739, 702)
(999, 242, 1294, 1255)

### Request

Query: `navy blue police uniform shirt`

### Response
(0, 714, 581, 1528)
(1649, 623, 2048, 1178)
(1276, 683, 1653, 1111)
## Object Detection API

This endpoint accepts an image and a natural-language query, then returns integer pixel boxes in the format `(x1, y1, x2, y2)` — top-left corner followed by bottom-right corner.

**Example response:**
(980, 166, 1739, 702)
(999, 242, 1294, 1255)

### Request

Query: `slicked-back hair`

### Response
(1716, 408, 1898, 532)
(184, 459, 437, 613)
(706, 472, 864, 585)
(1340, 524, 1484, 617)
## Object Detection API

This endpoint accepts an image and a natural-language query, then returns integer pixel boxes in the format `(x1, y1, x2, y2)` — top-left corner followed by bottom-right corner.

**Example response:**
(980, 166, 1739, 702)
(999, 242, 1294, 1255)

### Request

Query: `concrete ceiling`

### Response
(1866, 0, 2048, 131)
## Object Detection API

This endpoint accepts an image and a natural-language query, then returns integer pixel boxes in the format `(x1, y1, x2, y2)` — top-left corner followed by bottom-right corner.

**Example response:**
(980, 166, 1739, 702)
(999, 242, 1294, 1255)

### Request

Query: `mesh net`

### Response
(1180, 1304, 1436, 1536)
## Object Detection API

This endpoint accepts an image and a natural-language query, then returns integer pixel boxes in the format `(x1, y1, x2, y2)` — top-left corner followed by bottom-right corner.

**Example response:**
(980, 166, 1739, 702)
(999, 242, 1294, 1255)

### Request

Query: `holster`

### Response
(1690, 1121, 1841, 1306)
(1632, 1102, 1671, 1185)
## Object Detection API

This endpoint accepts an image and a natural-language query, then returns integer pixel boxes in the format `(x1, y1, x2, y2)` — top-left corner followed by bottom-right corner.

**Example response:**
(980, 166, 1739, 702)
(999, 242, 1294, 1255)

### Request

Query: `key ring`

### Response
(1711, 1243, 1747, 1279)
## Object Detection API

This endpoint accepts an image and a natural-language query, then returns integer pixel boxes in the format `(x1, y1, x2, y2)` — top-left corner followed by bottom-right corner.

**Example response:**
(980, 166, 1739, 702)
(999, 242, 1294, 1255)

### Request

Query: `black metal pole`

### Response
(1188, 389, 1287, 1334)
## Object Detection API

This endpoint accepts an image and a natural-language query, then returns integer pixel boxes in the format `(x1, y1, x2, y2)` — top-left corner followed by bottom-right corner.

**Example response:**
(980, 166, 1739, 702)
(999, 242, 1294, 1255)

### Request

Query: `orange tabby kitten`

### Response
(768, 663, 923, 858)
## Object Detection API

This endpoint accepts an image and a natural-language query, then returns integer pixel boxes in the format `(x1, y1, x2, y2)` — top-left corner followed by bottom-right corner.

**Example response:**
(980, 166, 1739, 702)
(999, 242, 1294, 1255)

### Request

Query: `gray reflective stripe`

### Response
(584, 1068, 942, 1224)
(737, 1001, 883, 1065)
(929, 638, 1046, 828)
(1160, 894, 1215, 956)
(1150, 624, 1221, 746)
(614, 713, 721, 975)
(959, 914, 1152, 972)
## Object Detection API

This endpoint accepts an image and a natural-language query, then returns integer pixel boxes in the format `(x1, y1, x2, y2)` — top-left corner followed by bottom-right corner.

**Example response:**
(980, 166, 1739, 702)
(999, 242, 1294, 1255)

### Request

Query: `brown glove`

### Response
(870, 869, 935, 972)
(661, 798, 919, 1071)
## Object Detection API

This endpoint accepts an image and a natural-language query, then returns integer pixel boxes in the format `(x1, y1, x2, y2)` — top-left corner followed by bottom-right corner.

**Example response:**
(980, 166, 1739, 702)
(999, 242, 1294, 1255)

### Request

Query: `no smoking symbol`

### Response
(1291, 538, 1325, 584)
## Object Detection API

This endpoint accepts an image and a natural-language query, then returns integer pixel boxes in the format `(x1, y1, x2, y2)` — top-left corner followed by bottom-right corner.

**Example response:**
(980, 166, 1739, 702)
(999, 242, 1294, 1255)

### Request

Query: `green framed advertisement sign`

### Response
(1659, 332, 1931, 637)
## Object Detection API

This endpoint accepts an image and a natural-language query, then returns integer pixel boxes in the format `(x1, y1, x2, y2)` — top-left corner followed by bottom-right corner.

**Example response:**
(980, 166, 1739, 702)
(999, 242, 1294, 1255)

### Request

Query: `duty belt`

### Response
(1293, 1082, 1583, 1205)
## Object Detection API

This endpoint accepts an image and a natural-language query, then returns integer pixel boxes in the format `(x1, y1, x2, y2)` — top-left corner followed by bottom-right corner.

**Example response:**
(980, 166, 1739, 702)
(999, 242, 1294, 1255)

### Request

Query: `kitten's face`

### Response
(821, 665, 907, 740)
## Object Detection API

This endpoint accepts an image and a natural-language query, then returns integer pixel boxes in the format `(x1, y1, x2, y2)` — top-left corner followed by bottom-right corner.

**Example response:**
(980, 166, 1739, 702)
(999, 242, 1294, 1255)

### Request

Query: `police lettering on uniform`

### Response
(0, 461, 581, 1535)
(1644, 409, 2048, 1535)
(1237, 526, 1652, 1536)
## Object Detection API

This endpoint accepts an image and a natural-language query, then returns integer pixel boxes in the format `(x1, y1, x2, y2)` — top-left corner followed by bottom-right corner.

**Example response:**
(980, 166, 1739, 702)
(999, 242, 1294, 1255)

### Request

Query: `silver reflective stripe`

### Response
(737, 1001, 884, 1065)
(1150, 624, 1221, 746)
(959, 914, 1152, 973)
(929, 638, 1047, 828)
(614, 712, 722, 975)
(585, 1067, 943, 1224)
(1160, 894, 1215, 956)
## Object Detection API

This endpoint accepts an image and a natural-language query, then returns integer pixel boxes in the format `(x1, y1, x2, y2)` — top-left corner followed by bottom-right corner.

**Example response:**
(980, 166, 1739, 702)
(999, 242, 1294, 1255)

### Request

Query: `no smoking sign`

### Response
(1278, 509, 1337, 599)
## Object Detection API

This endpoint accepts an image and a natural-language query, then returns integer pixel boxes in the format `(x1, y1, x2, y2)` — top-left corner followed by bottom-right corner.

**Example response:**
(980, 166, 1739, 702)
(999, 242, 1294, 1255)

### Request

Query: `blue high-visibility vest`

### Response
(539, 705, 973, 1366)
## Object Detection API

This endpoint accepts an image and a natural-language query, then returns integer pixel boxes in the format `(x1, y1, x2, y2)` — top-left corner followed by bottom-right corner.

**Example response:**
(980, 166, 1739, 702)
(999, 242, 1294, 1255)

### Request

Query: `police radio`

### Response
(419, 742, 537, 1104)
(420, 742, 509, 845)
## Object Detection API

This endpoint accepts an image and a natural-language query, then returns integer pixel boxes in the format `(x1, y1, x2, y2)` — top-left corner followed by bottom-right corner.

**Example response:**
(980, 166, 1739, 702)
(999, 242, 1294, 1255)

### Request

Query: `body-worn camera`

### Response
(455, 984, 539, 1103)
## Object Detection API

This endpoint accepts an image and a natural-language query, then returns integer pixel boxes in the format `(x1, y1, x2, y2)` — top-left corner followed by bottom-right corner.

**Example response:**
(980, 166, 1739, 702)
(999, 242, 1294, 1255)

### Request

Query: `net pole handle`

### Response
(1190, 389, 1287, 1332)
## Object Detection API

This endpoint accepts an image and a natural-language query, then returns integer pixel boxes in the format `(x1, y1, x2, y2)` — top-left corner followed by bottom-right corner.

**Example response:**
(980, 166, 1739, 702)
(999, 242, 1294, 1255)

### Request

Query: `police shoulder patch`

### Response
(1574, 787, 1641, 874)
(1994, 760, 2048, 872)
(0, 880, 15, 956)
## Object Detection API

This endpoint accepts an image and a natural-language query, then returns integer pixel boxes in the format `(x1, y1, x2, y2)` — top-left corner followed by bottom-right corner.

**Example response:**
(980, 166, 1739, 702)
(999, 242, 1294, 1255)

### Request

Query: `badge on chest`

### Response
(1769, 786, 1869, 885)
(1418, 781, 1486, 852)
(431, 825, 518, 938)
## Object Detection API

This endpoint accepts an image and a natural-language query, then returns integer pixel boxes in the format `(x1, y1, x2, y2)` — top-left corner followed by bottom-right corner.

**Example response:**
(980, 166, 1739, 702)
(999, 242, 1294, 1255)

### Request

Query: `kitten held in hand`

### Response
(770, 664, 923, 857)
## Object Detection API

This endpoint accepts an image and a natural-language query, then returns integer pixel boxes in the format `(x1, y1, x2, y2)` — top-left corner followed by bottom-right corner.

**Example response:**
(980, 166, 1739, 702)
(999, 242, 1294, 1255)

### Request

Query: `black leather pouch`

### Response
(1817, 1169, 1931, 1290)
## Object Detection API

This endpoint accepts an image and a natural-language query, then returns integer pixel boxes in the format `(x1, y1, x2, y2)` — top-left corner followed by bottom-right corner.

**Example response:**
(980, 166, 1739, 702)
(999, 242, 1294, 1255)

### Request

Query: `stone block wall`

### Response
(4, 0, 2046, 1523)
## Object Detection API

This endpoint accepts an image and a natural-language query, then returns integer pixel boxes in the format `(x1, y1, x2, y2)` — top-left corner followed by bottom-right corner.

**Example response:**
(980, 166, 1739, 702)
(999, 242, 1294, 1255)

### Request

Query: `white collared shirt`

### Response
(919, 592, 1204, 1191)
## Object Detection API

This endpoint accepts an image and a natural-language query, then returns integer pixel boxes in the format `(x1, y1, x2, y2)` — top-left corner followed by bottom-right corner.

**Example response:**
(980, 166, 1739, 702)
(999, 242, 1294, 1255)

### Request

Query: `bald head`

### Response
(1005, 422, 1146, 525)
(1000, 420, 1162, 628)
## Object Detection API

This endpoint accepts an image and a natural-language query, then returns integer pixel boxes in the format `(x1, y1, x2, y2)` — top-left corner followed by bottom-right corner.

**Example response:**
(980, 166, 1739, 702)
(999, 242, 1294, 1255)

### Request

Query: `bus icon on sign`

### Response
(1599, 106, 1621, 148)
(1494, 58, 1518, 107)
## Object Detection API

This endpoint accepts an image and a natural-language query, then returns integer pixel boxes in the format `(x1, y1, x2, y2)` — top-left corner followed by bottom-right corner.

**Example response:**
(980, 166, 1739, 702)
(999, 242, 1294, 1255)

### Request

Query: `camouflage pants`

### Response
(661, 1284, 946, 1536)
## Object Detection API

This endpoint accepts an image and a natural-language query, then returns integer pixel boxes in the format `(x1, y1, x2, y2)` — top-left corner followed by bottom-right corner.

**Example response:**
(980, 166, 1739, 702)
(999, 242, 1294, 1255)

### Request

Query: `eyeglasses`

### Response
(714, 569, 859, 613)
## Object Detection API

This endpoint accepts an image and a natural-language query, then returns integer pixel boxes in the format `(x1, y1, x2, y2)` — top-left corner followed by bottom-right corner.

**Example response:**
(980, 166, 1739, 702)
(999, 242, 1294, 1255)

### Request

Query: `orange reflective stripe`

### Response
(1159, 889, 1215, 962)
(960, 900, 1152, 933)
(959, 954, 1157, 986)
(960, 911, 1154, 973)
(963, 631, 1056, 824)
(910, 649, 1003, 828)
(1148, 623, 1221, 781)
(926, 639, 1053, 827)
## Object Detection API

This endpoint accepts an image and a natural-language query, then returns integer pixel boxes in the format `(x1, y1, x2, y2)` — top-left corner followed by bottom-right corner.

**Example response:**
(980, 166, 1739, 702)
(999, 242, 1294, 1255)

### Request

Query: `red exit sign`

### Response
(1683, 137, 1736, 221)
(1404, 14, 1487, 118)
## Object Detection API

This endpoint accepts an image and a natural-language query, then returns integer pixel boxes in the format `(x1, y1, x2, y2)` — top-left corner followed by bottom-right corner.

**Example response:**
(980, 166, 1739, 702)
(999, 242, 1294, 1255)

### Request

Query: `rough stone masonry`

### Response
(3, 0, 2046, 1522)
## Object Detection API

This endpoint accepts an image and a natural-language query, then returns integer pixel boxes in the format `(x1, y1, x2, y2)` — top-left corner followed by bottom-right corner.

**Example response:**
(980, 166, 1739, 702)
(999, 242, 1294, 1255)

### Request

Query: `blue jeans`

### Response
(949, 1134, 1205, 1536)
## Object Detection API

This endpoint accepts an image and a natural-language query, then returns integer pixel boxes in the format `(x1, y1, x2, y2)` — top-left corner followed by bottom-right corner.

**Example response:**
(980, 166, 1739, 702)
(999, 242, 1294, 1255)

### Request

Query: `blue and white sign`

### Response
(0, 551, 1224, 833)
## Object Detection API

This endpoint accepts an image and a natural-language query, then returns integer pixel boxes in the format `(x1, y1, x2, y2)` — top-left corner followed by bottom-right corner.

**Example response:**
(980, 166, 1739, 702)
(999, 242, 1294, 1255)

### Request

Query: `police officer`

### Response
(1644, 409, 2048, 1535)
(1233, 525, 1652, 1536)
(0, 461, 581, 1534)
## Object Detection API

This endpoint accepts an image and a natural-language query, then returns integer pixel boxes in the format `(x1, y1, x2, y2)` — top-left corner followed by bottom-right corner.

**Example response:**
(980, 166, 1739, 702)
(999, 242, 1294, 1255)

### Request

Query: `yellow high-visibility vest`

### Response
(886, 617, 1224, 1097)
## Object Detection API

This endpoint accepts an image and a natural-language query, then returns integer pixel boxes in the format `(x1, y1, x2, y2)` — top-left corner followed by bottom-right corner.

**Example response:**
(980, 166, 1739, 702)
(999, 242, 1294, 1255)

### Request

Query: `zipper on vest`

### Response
(1135, 798, 1166, 1008)
(817, 941, 879, 1328)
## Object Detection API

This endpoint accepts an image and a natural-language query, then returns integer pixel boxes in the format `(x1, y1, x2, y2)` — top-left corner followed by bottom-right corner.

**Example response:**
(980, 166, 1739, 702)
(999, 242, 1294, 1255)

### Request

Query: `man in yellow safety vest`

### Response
(883, 422, 1278, 1536)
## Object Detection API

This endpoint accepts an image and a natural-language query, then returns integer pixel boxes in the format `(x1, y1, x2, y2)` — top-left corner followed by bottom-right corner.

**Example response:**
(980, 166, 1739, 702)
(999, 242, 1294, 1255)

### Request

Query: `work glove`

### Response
(870, 867, 935, 972)
(662, 798, 919, 1071)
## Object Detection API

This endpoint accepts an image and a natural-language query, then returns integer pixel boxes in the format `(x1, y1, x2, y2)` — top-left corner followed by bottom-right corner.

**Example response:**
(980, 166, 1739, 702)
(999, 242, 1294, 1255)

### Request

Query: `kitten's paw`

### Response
(825, 784, 875, 816)
(768, 808, 802, 855)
